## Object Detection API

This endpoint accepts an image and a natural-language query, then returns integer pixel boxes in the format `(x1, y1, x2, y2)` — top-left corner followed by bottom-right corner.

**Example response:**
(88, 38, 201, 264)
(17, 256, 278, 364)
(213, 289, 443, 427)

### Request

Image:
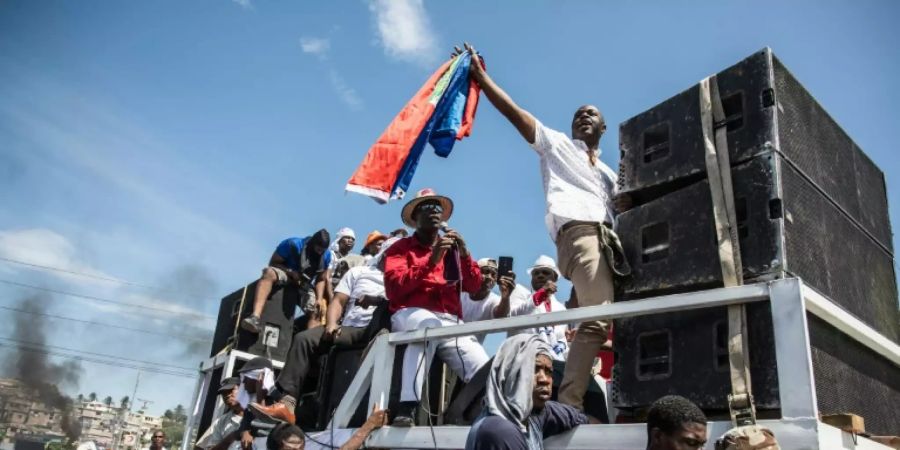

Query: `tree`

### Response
(103, 396, 113, 407)
(88, 392, 97, 402)
(120, 396, 130, 409)
(76, 394, 84, 404)
(160, 404, 189, 449)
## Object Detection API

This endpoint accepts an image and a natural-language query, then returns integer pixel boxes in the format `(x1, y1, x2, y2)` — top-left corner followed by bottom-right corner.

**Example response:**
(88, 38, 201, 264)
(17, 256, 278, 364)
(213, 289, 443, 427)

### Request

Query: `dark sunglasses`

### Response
(415, 203, 443, 215)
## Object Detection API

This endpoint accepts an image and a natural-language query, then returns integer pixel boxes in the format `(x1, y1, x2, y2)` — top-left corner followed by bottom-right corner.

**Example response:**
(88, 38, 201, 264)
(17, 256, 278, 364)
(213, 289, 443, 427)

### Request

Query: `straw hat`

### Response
(400, 188, 454, 228)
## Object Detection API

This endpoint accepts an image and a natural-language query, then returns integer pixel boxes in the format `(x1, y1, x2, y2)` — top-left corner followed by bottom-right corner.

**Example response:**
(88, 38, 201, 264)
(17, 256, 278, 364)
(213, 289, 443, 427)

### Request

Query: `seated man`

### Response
(195, 377, 243, 450)
(645, 395, 708, 450)
(242, 230, 332, 333)
(507, 255, 570, 360)
(465, 334, 588, 450)
(250, 238, 400, 424)
(384, 188, 490, 427)
(461, 258, 516, 343)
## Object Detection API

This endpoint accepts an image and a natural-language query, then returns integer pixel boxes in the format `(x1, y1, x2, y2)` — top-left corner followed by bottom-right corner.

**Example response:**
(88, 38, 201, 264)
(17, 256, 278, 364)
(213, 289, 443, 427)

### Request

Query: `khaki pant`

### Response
(556, 223, 614, 411)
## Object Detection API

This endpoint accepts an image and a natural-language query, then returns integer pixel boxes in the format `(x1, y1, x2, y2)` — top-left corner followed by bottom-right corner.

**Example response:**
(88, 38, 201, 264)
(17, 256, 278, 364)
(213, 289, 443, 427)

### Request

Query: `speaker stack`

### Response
(210, 280, 299, 361)
(612, 48, 900, 435)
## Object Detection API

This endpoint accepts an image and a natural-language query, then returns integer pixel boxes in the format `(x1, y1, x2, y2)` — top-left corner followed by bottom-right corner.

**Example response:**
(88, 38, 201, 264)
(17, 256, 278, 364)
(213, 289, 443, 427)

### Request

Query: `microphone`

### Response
(439, 221, 461, 283)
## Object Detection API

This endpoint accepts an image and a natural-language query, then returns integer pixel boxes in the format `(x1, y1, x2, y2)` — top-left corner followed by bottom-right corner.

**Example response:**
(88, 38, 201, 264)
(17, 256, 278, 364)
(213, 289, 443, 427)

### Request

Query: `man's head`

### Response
(401, 188, 454, 233)
(334, 227, 356, 255)
(267, 423, 305, 450)
(362, 231, 388, 256)
(527, 255, 560, 291)
(474, 258, 498, 298)
(217, 377, 240, 408)
(532, 353, 553, 411)
(570, 104, 606, 147)
(646, 395, 708, 450)
(307, 229, 330, 256)
(150, 430, 165, 448)
(390, 228, 409, 238)
(239, 357, 274, 395)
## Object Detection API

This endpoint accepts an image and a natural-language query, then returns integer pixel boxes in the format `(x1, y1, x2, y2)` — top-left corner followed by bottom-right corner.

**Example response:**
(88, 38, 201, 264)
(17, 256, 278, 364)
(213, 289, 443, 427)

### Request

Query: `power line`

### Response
(0, 343, 195, 378)
(0, 256, 167, 291)
(0, 305, 212, 343)
(0, 278, 215, 320)
(0, 337, 197, 372)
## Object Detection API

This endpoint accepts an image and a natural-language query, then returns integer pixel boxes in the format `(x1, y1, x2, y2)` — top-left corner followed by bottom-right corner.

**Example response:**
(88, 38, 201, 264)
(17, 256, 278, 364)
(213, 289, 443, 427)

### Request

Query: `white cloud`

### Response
(0, 228, 113, 286)
(328, 69, 363, 111)
(232, 0, 253, 10)
(0, 228, 214, 324)
(368, 0, 438, 65)
(299, 37, 330, 57)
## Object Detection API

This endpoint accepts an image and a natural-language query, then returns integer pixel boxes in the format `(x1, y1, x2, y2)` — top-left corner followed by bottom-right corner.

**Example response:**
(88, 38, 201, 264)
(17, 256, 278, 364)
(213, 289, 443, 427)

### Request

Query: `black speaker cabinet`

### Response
(210, 280, 299, 362)
(612, 307, 900, 436)
(617, 153, 899, 342)
(619, 47, 893, 254)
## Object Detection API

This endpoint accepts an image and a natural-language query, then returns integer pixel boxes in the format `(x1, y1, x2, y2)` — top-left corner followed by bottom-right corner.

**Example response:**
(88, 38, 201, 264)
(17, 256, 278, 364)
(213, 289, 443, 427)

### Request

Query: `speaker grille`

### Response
(809, 315, 900, 436)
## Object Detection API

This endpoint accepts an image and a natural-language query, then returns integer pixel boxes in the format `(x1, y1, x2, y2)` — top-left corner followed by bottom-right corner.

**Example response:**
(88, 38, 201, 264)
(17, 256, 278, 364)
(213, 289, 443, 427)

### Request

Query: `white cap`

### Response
(476, 258, 498, 270)
(527, 255, 561, 278)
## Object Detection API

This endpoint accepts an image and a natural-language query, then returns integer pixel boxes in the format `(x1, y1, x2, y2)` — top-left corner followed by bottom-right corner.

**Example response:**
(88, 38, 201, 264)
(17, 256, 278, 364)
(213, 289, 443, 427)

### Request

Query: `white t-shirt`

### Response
(507, 284, 570, 360)
(334, 265, 385, 328)
(531, 119, 618, 241)
(460, 291, 501, 344)
(461, 291, 501, 323)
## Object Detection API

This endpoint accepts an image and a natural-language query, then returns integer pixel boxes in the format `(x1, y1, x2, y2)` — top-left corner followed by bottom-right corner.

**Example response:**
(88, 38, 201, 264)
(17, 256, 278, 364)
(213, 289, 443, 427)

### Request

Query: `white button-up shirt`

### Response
(531, 119, 618, 241)
(334, 265, 385, 328)
(507, 284, 570, 360)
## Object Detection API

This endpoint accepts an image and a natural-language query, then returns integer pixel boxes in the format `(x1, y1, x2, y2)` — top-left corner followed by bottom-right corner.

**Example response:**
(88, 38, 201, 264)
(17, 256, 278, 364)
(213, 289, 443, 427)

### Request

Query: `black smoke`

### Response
(4, 295, 83, 442)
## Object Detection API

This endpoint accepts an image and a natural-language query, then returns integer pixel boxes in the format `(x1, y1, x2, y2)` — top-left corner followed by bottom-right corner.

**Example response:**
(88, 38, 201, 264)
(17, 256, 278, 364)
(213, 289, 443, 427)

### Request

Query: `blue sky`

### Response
(1, 1, 898, 416)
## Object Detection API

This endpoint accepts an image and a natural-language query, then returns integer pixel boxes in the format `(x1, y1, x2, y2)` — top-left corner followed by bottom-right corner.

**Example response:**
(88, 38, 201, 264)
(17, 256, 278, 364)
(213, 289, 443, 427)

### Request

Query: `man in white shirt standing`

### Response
(464, 43, 631, 411)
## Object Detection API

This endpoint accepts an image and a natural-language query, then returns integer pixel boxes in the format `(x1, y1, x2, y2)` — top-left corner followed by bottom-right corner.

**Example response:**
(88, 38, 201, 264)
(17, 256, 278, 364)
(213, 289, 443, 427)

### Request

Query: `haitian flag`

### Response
(346, 52, 481, 203)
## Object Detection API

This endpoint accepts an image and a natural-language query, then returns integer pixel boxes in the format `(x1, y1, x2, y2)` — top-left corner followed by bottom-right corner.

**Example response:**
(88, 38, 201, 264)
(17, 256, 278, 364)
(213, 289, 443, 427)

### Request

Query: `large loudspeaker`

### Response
(210, 281, 299, 362)
(613, 49, 900, 435)
(619, 48, 893, 254)
(617, 154, 899, 341)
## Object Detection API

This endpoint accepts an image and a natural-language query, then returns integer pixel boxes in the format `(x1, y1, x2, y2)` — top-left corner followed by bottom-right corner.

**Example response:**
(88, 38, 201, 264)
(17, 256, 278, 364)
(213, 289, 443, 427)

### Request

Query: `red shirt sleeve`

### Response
(459, 254, 483, 295)
(384, 239, 433, 302)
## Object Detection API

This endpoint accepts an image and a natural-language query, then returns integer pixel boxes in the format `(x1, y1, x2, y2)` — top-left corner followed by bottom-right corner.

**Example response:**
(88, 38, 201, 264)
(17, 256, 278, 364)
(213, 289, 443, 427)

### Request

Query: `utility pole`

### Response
(113, 371, 141, 450)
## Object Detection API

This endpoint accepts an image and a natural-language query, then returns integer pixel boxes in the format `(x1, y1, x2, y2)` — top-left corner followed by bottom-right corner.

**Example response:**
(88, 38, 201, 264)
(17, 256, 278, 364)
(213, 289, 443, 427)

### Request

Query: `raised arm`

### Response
(463, 43, 537, 144)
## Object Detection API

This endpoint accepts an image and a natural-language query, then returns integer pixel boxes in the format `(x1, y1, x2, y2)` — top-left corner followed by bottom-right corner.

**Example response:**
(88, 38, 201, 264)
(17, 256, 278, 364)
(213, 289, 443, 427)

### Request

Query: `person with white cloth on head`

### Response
(465, 334, 588, 450)
(250, 238, 401, 425)
(507, 255, 570, 360)
(236, 357, 278, 450)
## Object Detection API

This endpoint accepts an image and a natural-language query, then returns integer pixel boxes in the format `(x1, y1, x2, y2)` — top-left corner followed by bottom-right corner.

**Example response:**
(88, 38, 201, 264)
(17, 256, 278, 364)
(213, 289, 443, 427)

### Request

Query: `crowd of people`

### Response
(192, 44, 782, 450)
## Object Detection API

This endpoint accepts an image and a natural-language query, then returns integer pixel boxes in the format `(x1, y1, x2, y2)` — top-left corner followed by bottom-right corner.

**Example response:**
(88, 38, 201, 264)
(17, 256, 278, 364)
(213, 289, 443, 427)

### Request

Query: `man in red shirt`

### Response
(384, 188, 490, 427)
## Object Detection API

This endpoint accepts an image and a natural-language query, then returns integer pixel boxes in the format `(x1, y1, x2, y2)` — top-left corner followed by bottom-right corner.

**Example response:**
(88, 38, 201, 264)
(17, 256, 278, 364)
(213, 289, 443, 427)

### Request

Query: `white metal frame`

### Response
(181, 350, 284, 450)
(328, 278, 898, 449)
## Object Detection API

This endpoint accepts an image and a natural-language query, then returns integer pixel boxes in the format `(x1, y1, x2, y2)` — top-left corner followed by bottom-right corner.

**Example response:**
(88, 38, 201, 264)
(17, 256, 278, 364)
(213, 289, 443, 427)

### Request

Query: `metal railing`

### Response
(332, 278, 898, 449)
(182, 279, 899, 449)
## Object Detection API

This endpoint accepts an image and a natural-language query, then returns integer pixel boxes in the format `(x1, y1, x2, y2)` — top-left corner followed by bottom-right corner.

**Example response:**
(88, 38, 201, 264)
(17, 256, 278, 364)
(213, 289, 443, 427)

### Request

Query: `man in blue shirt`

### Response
(241, 229, 332, 333)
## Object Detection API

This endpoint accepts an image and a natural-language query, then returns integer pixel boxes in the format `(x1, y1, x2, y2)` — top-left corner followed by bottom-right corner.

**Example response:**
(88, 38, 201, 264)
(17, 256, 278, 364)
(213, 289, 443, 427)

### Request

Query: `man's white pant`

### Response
(391, 307, 490, 402)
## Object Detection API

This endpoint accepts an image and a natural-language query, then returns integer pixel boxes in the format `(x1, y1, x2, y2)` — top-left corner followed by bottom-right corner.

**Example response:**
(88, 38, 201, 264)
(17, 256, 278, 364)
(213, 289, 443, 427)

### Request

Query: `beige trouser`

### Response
(556, 223, 614, 411)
